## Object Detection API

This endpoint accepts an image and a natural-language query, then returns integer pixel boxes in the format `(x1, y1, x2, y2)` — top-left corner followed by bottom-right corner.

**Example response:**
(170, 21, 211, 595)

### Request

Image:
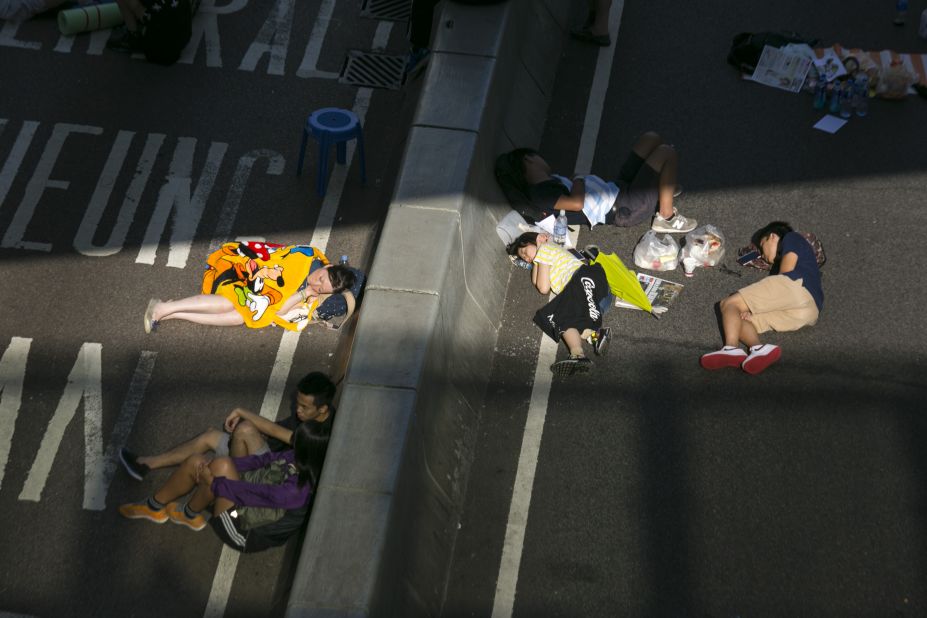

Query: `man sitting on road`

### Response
(119, 372, 336, 480)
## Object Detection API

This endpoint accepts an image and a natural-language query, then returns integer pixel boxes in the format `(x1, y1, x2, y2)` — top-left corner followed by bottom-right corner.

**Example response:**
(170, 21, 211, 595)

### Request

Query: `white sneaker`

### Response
(700, 346, 747, 370)
(652, 208, 696, 233)
(742, 344, 781, 375)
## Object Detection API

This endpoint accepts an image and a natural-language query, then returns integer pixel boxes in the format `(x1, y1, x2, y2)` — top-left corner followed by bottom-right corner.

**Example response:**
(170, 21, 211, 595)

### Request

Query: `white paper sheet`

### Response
(813, 115, 848, 134)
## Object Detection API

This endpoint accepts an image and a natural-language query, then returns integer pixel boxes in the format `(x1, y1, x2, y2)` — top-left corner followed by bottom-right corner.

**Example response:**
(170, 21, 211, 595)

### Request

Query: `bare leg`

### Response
(561, 328, 586, 357)
(152, 295, 236, 321)
(720, 293, 761, 348)
(229, 420, 270, 457)
(138, 428, 225, 470)
(152, 454, 206, 505)
(643, 144, 679, 220)
(185, 457, 239, 515)
(161, 311, 245, 326)
(631, 131, 664, 160)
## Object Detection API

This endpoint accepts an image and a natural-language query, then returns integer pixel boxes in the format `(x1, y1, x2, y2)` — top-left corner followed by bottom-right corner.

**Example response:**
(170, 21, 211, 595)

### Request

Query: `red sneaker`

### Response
(741, 344, 781, 375)
(700, 347, 747, 370)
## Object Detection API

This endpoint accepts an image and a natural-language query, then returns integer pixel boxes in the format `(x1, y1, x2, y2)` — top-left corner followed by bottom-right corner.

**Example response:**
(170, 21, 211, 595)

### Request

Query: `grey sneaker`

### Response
(651, 208, 696, 234)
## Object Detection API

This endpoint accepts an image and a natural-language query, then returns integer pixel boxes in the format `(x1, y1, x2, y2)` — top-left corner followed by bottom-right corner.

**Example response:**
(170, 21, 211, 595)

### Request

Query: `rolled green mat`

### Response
(58, 3, 123, 36)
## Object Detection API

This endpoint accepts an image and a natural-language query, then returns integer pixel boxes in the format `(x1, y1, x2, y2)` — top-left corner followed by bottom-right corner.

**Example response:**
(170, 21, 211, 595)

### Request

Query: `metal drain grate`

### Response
(360, 0, 411, 21)
(339, 50, 406, 90)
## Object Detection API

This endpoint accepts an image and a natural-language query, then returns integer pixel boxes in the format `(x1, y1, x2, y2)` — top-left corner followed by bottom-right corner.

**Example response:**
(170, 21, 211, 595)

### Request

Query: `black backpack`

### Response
(727, 31, 819, 74)
(242, 502, 310, 553)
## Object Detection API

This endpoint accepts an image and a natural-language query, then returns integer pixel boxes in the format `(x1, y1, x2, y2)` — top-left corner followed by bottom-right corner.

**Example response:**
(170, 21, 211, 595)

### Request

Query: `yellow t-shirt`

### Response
(534, 244, 582, 294)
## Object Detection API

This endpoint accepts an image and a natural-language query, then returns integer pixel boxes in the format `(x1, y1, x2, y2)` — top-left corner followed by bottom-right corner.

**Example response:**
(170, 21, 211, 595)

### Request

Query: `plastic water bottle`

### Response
(813, 77, 828, 109)
(854, 74, 869, 116)
(839, 79, 853, 118)
(553, 210, 568, 245)
(829, 81, 842, 114)
(894, 0, 908, 25)
(339, 254, 349, 266)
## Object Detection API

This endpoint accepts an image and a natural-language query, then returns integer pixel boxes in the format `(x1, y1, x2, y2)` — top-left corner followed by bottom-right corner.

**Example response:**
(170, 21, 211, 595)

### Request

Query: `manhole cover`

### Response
(360, 0, 411, 21)
(339, 50, 406, 90)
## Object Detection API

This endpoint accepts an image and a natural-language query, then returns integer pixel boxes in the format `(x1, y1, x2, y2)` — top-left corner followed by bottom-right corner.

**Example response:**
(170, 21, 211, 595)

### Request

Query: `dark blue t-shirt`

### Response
(775, 232, 823, 311)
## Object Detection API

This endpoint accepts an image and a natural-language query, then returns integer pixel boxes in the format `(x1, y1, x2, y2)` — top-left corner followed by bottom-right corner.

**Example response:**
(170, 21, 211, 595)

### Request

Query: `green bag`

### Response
(236, 459, 290, 531)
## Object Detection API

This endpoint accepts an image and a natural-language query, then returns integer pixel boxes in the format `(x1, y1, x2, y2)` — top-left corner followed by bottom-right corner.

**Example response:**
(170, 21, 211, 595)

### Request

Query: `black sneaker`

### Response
(119, 448, 150, 481)
(582, 244, 600, 261)
(592, 327, 611, 356)
(550, 356, 592, 377)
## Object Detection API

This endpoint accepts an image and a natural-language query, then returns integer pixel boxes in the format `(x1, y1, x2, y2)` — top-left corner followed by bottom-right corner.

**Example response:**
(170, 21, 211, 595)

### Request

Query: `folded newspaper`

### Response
(615, 272, 684, 317)
(750, 44, 812, 93)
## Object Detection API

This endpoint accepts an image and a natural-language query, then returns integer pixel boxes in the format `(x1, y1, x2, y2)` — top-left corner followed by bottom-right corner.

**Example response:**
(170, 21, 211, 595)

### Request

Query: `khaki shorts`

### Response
(738, 275, 819, 333)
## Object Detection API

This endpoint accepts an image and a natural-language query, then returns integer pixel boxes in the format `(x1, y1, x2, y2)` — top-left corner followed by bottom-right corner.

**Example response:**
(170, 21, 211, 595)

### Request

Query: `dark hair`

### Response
(292, 421, 331, 487)
(297, 372, 336, 409)
(495, 148, 539, 207)
(506, 232, 541, 257)
(751, 221, 794, 263)
(326, 265, 356, 295)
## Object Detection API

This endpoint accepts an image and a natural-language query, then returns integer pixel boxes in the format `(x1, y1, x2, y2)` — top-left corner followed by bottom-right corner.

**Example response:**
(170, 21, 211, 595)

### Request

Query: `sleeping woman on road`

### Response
(143, 241, 357, 333)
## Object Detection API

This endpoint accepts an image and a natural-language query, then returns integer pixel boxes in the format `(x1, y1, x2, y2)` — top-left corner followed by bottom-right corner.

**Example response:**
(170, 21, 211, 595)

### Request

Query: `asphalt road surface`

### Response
(0, 2, 414, 615)
(446, 1, 927, 616)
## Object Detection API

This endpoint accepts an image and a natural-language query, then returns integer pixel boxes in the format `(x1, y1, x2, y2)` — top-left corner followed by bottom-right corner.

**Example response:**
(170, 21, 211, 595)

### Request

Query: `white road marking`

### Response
(76, 132, 166, 257)
(238, 0, 295, 75)
(87, 351, 158, 510)
(203, 18, 393, 617)
(18, 343, 103, 503)
(0, 21, 40, 50)
(135, 138, 228, 268)
(490, 3, 625, 616)
(0, 337, 31, 494)
(208, 149, 286, 254)
(1, 123, 101, 252)
(0, 120, 38, 210)
(296, 0, 339, 79)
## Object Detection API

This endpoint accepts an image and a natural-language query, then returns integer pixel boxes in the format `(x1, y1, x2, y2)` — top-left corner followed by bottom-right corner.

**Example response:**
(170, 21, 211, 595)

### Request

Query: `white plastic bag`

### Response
(680, 224, 726, 268)
(633, 230, 680, 271)
(497, 210, 537, 246)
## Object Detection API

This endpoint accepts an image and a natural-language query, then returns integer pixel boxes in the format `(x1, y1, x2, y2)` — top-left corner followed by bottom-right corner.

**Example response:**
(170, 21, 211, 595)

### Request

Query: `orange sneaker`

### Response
(119, 500, 173, 524)
(168, 502, 208, 531)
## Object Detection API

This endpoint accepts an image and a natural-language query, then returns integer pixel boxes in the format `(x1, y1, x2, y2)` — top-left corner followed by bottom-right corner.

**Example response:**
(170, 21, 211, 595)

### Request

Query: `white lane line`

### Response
(202, 18, 393, 618)
(490, 3, 624, 617)
(296, 0, 339, 79)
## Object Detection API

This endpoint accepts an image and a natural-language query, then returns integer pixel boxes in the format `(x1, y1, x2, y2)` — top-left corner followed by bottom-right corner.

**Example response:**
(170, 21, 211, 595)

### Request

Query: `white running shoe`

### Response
(651, 208, 697, 234)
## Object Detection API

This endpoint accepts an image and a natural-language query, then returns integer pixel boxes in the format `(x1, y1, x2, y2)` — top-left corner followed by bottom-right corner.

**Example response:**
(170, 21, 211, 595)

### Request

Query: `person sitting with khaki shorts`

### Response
(699, 221, 823, 375)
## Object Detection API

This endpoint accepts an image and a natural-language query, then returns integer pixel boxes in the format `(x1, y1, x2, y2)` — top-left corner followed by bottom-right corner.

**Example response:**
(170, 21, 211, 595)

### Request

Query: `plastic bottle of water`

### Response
(854, 74, 869, 117)
(829, 81, 842, 114)
(895, 0, 908, 25)
(339, 255, 349, 266)
(813, 77, 828, 109)
(553, 210, 568, 245)
(839, 78, 854, 118)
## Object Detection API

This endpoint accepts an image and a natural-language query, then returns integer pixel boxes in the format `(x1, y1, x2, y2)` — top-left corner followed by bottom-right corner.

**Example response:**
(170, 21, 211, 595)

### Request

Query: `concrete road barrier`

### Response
(286, 1, 570, 615)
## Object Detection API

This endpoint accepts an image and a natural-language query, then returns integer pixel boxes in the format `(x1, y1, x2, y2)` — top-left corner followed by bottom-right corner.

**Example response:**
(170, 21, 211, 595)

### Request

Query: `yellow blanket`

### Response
(202, 242, 329, 330)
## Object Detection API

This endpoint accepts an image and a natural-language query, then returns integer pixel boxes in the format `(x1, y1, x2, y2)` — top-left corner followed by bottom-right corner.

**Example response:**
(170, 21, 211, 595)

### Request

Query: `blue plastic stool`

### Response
(296, 107, 367, 197)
